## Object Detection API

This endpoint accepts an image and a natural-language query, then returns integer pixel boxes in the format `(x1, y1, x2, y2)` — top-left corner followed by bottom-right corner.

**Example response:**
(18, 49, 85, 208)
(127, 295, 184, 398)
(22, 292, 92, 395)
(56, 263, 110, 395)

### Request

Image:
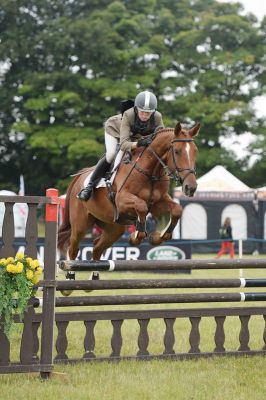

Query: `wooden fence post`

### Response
(40, 188, 59, 379)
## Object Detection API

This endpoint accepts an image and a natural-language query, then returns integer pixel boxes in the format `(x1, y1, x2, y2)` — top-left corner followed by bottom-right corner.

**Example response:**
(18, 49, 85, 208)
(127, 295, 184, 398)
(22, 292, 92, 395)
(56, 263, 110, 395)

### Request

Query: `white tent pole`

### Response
(238, 239, 243, 277)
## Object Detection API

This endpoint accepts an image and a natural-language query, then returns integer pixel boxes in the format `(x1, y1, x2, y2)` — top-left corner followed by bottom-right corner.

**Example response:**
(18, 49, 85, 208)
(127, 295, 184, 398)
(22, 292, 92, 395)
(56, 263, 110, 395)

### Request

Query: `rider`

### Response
(77, 90, 164, 201)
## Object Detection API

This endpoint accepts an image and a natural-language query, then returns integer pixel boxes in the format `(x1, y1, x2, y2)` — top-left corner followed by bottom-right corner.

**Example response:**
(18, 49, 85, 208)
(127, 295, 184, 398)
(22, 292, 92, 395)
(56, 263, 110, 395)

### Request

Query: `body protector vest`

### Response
(131, 107, 156, 136)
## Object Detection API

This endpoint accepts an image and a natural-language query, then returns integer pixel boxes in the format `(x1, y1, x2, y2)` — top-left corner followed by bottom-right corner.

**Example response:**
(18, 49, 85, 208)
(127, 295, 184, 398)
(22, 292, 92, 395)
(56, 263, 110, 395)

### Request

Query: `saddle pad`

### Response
(83, 150, 124, 188)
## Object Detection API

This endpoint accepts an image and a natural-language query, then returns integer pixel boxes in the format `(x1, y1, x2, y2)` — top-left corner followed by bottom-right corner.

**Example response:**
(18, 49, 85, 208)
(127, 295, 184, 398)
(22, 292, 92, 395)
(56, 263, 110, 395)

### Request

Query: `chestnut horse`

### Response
(58, 122, 200, 262)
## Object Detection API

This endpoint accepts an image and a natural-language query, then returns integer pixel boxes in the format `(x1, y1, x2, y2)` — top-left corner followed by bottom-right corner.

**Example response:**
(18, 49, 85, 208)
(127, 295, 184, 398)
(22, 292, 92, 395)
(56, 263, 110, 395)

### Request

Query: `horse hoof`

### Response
(128, 232, 140, 245)
(161, 232, 172, 241)
(149, 231, 162, 245)
(129, 231, 146, 245)
(84, 271, 100, 293)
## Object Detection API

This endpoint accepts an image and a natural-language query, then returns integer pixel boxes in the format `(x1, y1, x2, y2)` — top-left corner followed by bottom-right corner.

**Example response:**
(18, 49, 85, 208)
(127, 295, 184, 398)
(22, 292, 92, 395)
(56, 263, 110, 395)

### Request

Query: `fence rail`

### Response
(59, 258, 266, 271)
(0, 192, 266, 378)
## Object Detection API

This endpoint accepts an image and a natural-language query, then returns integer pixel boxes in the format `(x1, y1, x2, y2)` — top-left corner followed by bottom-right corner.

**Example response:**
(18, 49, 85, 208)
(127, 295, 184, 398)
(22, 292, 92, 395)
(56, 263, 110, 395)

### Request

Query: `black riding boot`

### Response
(77, 157, 111, 201)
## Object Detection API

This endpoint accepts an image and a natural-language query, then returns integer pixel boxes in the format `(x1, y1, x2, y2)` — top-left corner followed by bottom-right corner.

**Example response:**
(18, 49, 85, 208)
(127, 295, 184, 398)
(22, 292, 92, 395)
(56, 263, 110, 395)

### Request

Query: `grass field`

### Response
(0, 253, 265, 399)
(0, 356, 265, 400)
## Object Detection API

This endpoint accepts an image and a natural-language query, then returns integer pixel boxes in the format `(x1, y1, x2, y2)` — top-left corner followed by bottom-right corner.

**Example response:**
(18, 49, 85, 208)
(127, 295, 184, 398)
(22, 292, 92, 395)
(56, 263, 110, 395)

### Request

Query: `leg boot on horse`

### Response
(77, 156, 111, 201)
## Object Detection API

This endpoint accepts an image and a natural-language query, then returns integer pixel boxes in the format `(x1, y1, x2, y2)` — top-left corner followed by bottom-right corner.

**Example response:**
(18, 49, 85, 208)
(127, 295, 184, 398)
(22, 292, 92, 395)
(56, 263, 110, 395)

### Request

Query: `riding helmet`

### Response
(134, 91, 157, 112)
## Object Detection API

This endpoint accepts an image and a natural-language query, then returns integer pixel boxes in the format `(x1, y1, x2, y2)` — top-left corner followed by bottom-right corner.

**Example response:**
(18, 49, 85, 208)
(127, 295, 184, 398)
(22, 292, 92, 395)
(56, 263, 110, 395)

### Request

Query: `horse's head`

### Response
(167, 121, 200, 197)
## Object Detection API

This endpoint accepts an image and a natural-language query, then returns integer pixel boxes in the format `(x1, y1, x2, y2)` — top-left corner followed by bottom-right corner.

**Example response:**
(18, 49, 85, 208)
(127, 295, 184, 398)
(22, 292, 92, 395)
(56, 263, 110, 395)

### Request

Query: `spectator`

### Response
(216, 217, 235, 259)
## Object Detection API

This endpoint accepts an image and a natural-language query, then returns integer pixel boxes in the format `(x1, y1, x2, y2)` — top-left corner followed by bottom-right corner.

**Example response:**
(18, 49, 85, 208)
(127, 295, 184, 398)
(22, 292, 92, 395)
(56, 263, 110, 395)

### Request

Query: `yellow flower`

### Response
(29, 260, 39, 269)
(6, 264, 15, 273)
(1, 254, 38, 337)
(35, 267, 43, 275)
(15, 262, 24, 273)
(31, 275, 40, 284)
(15, 252, 24, 260)
(26, 269, 34, 280)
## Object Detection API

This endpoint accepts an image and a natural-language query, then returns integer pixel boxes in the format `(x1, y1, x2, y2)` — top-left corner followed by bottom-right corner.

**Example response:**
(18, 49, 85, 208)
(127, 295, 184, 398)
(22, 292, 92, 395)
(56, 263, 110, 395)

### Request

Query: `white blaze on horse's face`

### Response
(181, 140, 197, 197)
(185, 142, 191, 165)
(172, 122, 200, 197)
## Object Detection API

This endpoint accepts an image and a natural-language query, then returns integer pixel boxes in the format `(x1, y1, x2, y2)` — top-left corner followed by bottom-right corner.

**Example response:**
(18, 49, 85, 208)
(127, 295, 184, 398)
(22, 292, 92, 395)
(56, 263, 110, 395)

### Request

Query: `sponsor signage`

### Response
(147, 245, 186, 261)
(2, 238, 191, 263)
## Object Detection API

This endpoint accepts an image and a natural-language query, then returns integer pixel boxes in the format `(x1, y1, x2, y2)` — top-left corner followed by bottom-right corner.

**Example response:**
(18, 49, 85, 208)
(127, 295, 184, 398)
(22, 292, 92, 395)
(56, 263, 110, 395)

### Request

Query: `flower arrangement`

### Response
(0, 252, 43, 337)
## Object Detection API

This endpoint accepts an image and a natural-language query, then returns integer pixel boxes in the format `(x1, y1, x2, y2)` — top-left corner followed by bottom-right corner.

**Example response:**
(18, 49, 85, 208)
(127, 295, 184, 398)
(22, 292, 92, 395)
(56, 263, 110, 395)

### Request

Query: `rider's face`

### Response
(137, 109, 153, 122)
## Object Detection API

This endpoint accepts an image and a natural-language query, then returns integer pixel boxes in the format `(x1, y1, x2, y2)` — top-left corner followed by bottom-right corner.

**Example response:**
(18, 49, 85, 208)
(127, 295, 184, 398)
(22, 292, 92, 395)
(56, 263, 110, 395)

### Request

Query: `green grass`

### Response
(1, 253, 266, 399)
(0, 357, 265, 400)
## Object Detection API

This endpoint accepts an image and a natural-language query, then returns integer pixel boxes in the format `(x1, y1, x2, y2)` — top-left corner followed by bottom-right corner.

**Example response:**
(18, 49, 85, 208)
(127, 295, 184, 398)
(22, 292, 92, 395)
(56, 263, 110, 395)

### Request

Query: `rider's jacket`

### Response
(104, 107, 164, 152)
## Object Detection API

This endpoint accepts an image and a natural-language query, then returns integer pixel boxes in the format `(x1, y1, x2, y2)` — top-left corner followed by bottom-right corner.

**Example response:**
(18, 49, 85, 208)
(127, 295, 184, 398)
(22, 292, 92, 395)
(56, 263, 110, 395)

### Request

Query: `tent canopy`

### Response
(0, 190, 17, 196)
(174, 165, 253, 199)
(196, 165, 252, 192)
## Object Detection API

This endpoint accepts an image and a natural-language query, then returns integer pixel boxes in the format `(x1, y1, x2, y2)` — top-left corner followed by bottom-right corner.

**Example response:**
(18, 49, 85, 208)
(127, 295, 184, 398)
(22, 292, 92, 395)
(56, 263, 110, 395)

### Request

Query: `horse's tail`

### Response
(57, 175, 80, 253)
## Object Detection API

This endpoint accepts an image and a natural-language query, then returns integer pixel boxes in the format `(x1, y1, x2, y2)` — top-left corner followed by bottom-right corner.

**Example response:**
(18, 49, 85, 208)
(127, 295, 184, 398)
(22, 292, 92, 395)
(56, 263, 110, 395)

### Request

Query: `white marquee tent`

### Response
(173, 165, 256, 243)
(195, 165, 252, 192)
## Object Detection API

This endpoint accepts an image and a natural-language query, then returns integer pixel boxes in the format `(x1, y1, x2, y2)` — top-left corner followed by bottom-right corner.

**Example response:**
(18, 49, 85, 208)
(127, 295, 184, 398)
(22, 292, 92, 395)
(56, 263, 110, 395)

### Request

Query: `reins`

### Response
(118, 146, 147, 192)
(118, 130, 197, 191)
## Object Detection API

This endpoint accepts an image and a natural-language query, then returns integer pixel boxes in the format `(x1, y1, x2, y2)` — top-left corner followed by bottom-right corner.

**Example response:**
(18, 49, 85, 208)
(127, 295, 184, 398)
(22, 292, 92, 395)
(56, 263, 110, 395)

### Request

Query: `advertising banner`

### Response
(8, 238, 191, 263)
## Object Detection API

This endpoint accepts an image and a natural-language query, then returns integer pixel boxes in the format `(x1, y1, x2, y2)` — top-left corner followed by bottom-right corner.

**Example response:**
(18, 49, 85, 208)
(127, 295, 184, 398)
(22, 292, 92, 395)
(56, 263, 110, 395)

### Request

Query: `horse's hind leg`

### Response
(68, 210, 95, 259)
(62, 212, 95, 296)
(92, 223, 125, 260)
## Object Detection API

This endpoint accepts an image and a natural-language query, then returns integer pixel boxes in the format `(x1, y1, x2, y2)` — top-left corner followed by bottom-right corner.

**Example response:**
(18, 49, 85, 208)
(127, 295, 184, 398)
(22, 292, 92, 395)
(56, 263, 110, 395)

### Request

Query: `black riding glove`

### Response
(137, 136, 152, 147)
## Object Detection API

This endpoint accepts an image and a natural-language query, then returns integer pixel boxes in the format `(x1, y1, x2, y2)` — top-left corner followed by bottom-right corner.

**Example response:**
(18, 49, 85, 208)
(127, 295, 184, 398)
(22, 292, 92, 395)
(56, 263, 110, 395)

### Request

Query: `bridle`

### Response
(118, 133, 196, 192)
(146, 138, 196, 186)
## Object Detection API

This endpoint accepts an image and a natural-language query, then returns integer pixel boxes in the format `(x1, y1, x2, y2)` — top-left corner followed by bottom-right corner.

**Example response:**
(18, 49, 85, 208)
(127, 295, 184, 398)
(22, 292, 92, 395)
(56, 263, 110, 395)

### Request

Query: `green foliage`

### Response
(68, 139, 104, 161)
(0, 0, 265, 193)
(0, 254, 42, 337)
(245, 121, 266, 187)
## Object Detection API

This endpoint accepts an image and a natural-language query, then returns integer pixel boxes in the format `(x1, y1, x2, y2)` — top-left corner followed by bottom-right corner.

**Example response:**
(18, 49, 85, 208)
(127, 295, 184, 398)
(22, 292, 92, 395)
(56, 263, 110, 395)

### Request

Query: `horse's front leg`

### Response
(149, 196, 182, 245)
(116, 192, 148, 245)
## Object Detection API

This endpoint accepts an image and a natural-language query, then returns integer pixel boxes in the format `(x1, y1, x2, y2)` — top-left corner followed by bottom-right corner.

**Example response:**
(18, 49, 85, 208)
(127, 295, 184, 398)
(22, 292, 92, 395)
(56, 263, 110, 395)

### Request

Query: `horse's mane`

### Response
(154, 126, 192, 142)
(156, 127, 174, 134)
(151, 127, 176, 143)
(154, 126, 190, 138)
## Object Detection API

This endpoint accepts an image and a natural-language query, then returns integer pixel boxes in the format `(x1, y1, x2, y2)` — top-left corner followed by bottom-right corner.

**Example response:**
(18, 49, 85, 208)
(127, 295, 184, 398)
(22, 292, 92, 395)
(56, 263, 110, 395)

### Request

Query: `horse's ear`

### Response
(174, 121, 182, 136)
(189, 122, 200, 137)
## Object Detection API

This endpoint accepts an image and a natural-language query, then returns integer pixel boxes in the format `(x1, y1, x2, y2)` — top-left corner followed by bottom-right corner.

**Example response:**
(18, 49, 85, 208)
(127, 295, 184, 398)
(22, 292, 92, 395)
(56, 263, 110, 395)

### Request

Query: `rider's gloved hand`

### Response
(137, 136, 152, 147)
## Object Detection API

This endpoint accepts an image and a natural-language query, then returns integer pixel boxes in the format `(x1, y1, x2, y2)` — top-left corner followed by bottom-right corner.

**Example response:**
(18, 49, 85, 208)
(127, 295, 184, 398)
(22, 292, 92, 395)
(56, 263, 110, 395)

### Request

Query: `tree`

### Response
(0, 0, 265, 194)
